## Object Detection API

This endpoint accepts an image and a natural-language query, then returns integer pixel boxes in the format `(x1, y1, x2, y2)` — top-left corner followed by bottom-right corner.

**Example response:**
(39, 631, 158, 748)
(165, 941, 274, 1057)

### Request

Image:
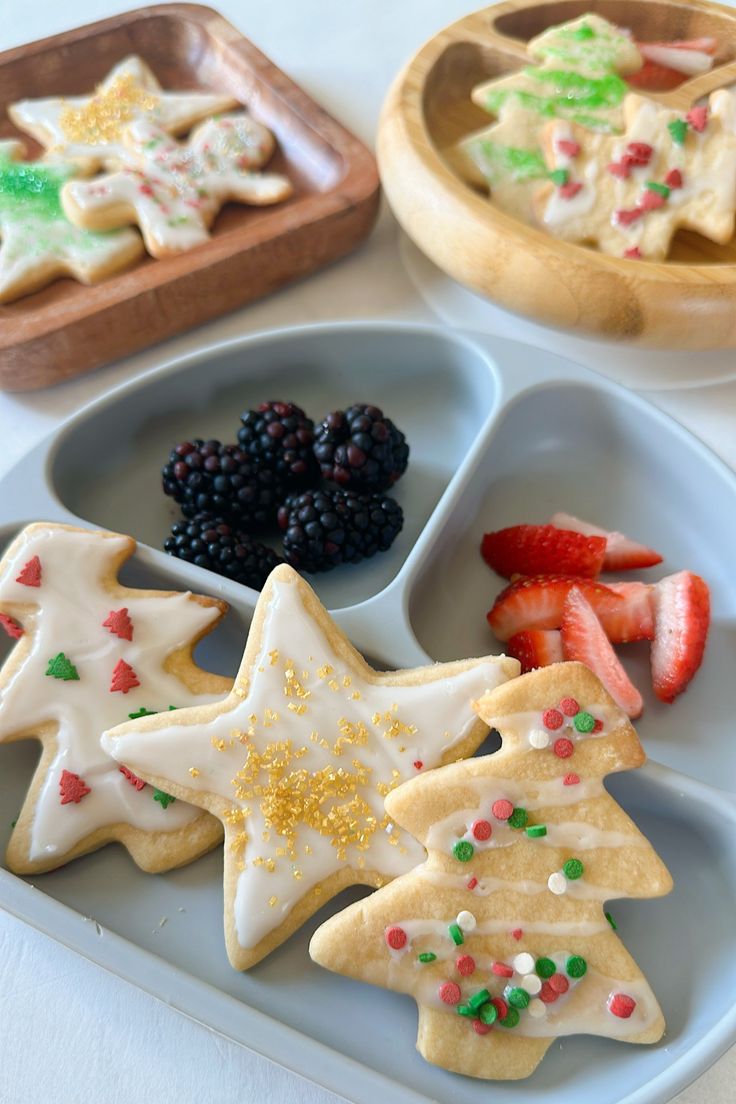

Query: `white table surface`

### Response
(1, 2, 734, 1102)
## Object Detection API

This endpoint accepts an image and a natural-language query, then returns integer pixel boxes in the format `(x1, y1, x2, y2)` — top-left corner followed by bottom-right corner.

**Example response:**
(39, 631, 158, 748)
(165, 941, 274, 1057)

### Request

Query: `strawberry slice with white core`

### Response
(549, 512, 663, 572)
(487, 575, 624, 641)
(507, 629, 564, 673)
(637, 41, 716, 75)
(651, 571, 710, 703)
(481, 524, 606, 579)
(561, 588, 644, 718)
(599, 582, 655, 643)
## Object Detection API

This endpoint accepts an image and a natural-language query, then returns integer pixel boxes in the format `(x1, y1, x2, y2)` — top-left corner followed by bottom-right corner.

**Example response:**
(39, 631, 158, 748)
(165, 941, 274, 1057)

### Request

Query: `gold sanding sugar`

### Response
(59, 73, 157, 144)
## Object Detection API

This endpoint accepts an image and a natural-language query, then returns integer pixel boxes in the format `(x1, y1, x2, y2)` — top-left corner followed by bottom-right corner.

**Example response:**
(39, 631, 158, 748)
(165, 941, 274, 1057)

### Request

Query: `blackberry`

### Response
(312, 403, 409, 491)
(162, 439, 284, 531)
(278, 487, 403, 573)
(238, 401, 318, 486)
(164, 515, 283, 590)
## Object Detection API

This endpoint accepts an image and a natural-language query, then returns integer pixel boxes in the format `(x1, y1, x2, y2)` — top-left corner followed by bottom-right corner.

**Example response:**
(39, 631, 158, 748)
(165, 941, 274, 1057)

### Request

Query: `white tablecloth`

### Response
(1, 2, 734, 1101)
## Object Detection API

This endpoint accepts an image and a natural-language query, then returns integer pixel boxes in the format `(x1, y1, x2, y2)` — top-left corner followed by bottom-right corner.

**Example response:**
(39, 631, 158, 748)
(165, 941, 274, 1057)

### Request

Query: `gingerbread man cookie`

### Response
(0, 141, 142, 303)
(535, 89, 736, 258)
(310, 664, 672, 1080)
(0, 523, 232, 874)
(61, 114, 293, 257)
(102, 564, 519, 969)
(9, 56, 237, 170)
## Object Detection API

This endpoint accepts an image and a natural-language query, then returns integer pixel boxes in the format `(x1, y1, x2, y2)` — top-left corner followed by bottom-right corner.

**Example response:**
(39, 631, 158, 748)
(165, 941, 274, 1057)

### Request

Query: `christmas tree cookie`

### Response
(535, 90, 736, 259)
(101, 564, 519, 969)
(61, 114, 293, 258)
(0, 522, 232, 874)
(310, 663, 672, 1080)
(9, 55, 237, 170)
(0, 141, 142, 303)
(457, 14, 642, 223)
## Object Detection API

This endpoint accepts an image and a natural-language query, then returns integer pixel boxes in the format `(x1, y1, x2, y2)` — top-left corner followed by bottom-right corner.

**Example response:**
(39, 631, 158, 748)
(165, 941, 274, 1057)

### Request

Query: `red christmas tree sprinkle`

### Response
(0, 612, 23, 639)
(563, 772, 581, 786)
(59, 769, 91, 805)
(119, 764, 146, 791)
(16, 556, 41, 587)
(615, 208, 644, 227)
(560, 181, 583, 200)
(413, 759, 423, 770)
(665, 168, 683, 189)
(511, 928, 523, 941)
(556, 139, 580, 158)
(607, 161, 630, 180)
(110, 658, 141, 694)
(626, 142, 653, 165)
(686, 106, 708, 133)
(103, 607, 133, 641)
(624, 247, 642, 259)
(639, 189, 666, 212)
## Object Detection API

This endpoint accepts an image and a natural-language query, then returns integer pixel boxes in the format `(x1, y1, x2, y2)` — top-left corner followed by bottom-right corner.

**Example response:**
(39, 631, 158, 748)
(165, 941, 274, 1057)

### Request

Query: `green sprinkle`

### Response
(499, 1007, 520, 1028)
(10, 818, 17, 828)
(507, 987, 530, 1009)
(668, 118, 688, 145)
(508, 807, 528, 829)
(566, 954, 587, 978)
(456, 1003, 474, 1017)
(168, 705, 178, 710)
(646, 181, 671, 198)
(0, 156, 68, 219)
(128, 707, 157, 719)
(563, 858, 584, 880)
(548, 168, 569, 186)
(535, 957, 556, 979)
(469, 988, 492, 1012)
(45, 653, 79, 681)
(448, 923, 464, 946)
(453, 839, 474, 862)
(526, 824, 547, 838)
(153, 789, 176, 809)
(479, 1001, 498, 1025)
(572, 23, 595, 39)
(605, 911, 618, 931)
(418, 952, 437, 963)
(573, 711, 595, 733)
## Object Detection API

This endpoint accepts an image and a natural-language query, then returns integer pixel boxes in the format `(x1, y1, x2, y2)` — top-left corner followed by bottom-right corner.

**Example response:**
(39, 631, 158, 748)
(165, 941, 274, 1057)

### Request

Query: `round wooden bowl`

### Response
(377, 0, 736, 348)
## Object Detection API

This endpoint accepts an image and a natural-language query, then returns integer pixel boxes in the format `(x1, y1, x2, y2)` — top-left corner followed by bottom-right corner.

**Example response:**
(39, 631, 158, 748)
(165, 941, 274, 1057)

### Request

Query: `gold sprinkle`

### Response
(305, 845, 313, 855)
(269, 649, 279, 666)
(268, 896, 278, 908)
(351, 691, 362, 701)
(249, 714, 258, 725)
(328, 679, 339, 692)
(288, 702, 307, 715)
(293, 868, 303, 880)
(234, 687, 246, 699)
(342, 675, 352, 688)
(188, 767, 200, 778)
(211, 736, 226, 752)
(59, 73, 157, 144)
(371, 713, 381, 725)
(317, 664, 334, 679)
(314, 887, 322, 897)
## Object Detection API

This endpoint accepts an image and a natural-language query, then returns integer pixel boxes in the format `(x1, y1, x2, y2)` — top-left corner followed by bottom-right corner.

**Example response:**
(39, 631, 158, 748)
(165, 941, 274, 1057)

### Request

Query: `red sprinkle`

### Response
(439, 981, 462, 1005)
(639, 189, 666, 212)
(119, 765, 146, 791)
(557, 139, 581, 157)
(385, 926, 407, 950)
(608, 992, 637, 1018)
(626, 142, 653, 165)
(491, 997, 509, 1020)
(110, 659, 140, 694)
(549, 973, 570, 995)
(139, 183, 154, 195)
(539, 981, 559, 1003)
(492, 961, 514, 978)
(624, 247, 642, 259)
(511, 928, 523, 941)
(686, 106, 708, 133)
(472, 819, 492, 841)
(560, 181, 583, 200)
(472, 1018, 492, 1035)
(559, 697, 579, 716)
(592, 719, 604, 733)
(59, 769, 91, 805)
(456, 954, 476, 976)
(607, 161, 630, 179)
(553, 738, 575, 759)
(413, 760, 423, 770)
(563, 772, 581, 786)
(16, 556, 41, 587)
(492, 798, 514, 821)
(542, 708, 564, 730)
(615, 208, 644, 227)
(467, 877, 478, 891)
(0, 612, 23, 639)
(665, 168, 683, 189)
(103, 608, 133, 641)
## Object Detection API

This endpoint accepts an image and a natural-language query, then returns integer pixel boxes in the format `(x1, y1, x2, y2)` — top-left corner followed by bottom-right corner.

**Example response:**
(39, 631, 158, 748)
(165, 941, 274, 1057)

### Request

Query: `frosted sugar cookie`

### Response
(102, 564, 519, 968)
(310, 663, 672, 1080)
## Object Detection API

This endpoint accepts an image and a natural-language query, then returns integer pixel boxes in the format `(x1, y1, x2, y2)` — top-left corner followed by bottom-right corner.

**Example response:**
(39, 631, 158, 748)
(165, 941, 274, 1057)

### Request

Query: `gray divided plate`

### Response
(0, 323, 735, 1104)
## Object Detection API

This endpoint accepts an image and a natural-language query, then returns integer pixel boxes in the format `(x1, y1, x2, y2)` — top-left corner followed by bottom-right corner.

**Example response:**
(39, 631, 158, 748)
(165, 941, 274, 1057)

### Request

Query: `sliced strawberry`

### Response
(599, 582, 655, 643)
(548, 512, 662, 572)
(507, 629, 563, 673)
(627, 60, 686, 91)
(650, 571, 710, 703)
(638, 41, 715, 75)
(561, 588, 644, 718)
(487, 575, 623, 641)
(481, 524, 606, 580)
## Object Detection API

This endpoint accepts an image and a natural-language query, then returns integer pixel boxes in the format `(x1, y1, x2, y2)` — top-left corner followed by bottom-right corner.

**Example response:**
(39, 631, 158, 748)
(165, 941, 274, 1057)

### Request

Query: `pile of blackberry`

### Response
(161, 399, 409, 587)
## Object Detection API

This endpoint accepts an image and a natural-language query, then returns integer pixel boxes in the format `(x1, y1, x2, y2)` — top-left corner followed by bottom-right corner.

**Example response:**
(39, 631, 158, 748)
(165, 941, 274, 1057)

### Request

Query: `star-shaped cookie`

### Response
(9, 55, 237, 169)
(0, 141, 143, 303)
(102, 564, 520, 969)
(0, 523, 232, 874)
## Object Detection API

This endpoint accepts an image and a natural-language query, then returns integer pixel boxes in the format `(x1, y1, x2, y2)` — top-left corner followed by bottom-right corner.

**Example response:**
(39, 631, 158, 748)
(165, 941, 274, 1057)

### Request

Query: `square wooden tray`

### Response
(0, 4, 380, 391)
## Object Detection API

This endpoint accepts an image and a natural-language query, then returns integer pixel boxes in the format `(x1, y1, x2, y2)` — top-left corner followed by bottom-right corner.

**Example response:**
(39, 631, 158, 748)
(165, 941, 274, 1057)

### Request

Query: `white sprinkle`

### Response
(513, 952, 535, 975)
(456, 910, 476, 931)
(529, 728, 550, 749)
(527, 998, 546, 1018)
(385, 822, 394, 834)
(548, 871, 567, 895)
(521, 973, 542, 995)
